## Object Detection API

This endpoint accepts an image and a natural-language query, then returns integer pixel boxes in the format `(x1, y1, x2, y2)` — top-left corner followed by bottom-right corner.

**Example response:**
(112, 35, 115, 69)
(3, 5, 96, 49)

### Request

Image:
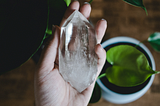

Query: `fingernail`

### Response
(101, 19, 107, 26)
(52, 25, 55, 29)
(101, 19, 107, 22)
(84, 2, 90, 5)
(52, 25, 56, 32)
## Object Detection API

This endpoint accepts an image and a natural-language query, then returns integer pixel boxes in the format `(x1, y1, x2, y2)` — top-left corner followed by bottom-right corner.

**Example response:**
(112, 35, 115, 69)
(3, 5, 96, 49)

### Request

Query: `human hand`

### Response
(34, 1, 107, 106)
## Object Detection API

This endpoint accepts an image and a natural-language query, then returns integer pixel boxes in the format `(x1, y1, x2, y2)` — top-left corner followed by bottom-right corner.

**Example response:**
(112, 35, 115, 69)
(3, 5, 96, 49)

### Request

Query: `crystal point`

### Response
(59, 10, 98, 92)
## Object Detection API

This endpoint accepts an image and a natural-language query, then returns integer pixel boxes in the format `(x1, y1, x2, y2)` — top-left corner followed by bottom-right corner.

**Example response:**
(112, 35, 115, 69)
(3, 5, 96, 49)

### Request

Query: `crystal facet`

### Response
(59, 10, 98, 92)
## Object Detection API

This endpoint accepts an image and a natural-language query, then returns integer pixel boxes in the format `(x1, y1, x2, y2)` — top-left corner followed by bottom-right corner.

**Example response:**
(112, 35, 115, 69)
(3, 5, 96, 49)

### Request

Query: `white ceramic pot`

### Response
(97, 36, 155, 104)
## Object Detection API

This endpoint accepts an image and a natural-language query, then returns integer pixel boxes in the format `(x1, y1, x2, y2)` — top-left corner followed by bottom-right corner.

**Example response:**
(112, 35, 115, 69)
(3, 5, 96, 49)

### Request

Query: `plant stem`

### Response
(98, 73, 106, 79)
(89, 0, 93, 4)
(45, 1, 50, 36)
(155, 71, 160, 74)
(143, 7, 148, 16)
(135, 39, 148, 48)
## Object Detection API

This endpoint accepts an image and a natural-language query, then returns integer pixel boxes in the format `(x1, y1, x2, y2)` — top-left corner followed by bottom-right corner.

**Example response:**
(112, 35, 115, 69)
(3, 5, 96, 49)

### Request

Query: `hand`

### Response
(34, 1, 107, 106)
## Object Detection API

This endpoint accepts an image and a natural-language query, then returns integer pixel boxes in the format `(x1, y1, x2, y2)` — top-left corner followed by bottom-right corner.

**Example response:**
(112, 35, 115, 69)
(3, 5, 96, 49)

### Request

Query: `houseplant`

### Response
(96, 35, 160, 104)
(89, 32, 160, 104)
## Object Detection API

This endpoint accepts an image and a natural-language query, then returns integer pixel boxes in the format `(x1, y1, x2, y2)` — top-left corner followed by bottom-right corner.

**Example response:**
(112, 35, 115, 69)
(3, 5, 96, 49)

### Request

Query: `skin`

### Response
(34, 1, 107, 106)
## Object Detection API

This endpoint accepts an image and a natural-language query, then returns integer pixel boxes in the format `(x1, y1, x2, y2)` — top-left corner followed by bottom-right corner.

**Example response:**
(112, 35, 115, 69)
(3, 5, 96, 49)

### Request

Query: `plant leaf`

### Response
(123, 0, 148, 15)
(64, 0, 71, 6)
(89, 82, 101, 103)
(89, 0, 93, 4)
(148, 32, 160, 52)
(106, 45, 158, 87)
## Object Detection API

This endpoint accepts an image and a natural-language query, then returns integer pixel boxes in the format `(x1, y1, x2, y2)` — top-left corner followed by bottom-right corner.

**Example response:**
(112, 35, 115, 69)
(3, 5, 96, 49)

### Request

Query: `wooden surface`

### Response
(0, 0, 160, 106)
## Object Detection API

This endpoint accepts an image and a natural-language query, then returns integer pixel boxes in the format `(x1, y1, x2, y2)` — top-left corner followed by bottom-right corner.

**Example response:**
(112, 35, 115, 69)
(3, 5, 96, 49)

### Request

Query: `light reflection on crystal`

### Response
(59, 10, 98, 92)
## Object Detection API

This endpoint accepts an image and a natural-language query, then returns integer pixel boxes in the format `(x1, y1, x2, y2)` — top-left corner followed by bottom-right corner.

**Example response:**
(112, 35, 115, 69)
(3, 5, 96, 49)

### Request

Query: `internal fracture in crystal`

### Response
(59, 10, 98, 92)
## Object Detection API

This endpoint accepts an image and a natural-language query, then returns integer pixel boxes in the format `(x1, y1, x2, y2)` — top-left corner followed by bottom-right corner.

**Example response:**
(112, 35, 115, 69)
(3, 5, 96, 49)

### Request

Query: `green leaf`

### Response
(89, 82, 101, 103)
(106, 45, 159, 87)
(89, 0, 93, 4)
(148, 32, 160, 52)
(45, 29, 52, 35)
(64, 0, 71, 6)
(123, 0, 148, 15)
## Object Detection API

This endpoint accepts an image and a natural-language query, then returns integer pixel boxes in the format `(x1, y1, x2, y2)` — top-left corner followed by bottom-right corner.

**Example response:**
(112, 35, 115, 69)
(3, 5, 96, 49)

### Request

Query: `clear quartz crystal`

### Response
(59, 10, 98, 92)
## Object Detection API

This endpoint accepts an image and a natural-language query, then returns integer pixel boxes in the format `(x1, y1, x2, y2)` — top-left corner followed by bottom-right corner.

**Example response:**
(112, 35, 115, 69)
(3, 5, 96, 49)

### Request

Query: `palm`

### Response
(36, 66, 91, 106)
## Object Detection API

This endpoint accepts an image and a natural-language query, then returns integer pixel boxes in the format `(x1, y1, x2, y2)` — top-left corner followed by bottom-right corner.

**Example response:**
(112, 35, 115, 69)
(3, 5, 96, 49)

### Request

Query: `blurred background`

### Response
(0, 0, 160, 106)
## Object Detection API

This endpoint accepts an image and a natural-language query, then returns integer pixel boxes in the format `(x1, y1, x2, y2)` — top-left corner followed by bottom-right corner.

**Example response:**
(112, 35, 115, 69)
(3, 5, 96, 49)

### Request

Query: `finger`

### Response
(82, 44, 106, 97)
(95, 44, 106, 77)
(96, 19, 107, 44)
(79, 2, 91, 20)
(38, 26, 60, 70)
(60, 1, 80, 27)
